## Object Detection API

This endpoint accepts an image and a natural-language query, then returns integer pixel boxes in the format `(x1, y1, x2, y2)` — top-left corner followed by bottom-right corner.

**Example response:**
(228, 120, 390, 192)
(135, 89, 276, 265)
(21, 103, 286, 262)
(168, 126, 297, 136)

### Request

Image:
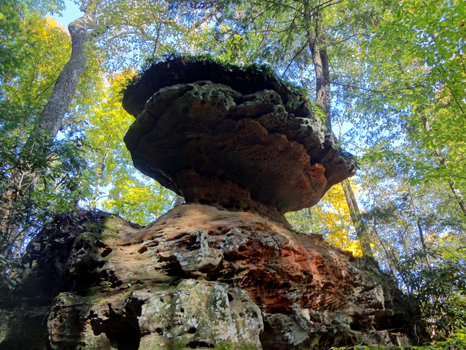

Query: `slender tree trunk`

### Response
(447, 181, 466, 216)
(372, 220, 398, 281)
(90, 147, 110, 207)
(406, 183, 427, 252)
(306, 14, 331, 128)
(341, 179, 373, 255)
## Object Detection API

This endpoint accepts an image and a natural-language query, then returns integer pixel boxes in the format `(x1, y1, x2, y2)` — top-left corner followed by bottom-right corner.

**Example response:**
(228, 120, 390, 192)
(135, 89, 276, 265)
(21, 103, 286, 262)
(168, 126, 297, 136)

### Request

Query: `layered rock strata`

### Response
(0, 207, 416, 350)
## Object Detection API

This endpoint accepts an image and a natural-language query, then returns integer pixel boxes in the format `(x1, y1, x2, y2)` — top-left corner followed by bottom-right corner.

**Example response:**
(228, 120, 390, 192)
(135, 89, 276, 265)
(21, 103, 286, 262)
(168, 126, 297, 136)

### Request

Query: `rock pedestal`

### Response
(1, 207, 415, 350)
(0, 58, 419, 349)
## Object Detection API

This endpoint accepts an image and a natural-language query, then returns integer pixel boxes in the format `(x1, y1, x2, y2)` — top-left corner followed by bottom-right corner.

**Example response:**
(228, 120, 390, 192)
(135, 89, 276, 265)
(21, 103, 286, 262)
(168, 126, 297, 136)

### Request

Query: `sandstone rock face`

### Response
(0, 207, 416, 350)
(123, 59, 356, 223)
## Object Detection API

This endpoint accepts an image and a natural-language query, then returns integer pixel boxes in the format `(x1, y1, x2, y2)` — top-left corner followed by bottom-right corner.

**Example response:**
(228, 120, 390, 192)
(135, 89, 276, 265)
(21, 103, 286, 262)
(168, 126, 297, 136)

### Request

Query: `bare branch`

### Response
(281, 42, 308, 78)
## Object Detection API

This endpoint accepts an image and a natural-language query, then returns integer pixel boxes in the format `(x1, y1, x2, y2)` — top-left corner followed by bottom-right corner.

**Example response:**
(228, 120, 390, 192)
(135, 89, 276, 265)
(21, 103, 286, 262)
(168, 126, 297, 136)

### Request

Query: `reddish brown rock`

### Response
(123, 204, 416, 349)
(0, 206, 417, 350)
(123, 59, 356, 222)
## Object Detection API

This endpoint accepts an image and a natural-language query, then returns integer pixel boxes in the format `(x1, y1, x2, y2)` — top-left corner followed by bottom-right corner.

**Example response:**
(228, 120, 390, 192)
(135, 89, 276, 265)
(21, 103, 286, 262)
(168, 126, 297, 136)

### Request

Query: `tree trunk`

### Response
(0, 13, 100, 258)
(341, 179, 373, 255)
(306, 10, 371, 254)
(90, 147, 110, 207)
(372, 221, 398, 281)
(31, 13, 97, 142)
(406, 183, 427, 251)
(306, 12, 331, 128)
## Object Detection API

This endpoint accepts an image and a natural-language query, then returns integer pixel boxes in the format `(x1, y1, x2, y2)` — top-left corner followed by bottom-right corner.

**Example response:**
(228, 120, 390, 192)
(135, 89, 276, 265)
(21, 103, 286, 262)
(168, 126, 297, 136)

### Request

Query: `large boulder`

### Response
(123, 59, 355, 225)
(0, 58, 420, 350)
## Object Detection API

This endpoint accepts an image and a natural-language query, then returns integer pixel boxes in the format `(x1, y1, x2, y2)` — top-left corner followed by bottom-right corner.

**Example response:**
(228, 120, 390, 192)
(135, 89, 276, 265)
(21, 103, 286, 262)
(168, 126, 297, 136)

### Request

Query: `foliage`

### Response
(0, 130, 89, 289)
(0, 0, 64, 80)
(0, 15, 71, 132)
(331, 332, 466, 349)
(287, 180, 364, 257)
(0, 11, 92, 288)
(358, 149, 466, 338)
(87, 0, 220, 71)
(338, 0, 466, 198)
(131, 52, 310, 101)
(395, 243, 466, 338)
(195, 0, 390, 97)
(78, 69, 174, 225)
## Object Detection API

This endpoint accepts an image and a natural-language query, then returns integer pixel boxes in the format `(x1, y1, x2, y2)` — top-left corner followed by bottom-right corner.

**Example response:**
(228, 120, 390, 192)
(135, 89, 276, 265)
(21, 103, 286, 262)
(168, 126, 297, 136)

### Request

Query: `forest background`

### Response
(0, 0, 465, 345)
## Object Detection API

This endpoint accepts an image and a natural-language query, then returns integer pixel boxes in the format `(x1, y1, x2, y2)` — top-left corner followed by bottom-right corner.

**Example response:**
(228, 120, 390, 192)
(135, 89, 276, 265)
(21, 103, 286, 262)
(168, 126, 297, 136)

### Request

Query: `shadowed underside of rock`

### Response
(123, 59, 356, 223)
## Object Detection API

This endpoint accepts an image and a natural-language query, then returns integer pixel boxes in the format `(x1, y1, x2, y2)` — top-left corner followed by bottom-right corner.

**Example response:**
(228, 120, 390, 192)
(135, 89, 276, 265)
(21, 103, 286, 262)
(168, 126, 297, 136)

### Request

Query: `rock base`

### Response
(0, 205, 416, 350)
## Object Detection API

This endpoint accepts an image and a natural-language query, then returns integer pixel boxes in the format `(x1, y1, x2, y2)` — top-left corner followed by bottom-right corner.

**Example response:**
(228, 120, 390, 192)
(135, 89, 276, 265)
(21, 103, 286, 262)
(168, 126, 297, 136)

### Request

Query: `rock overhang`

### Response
(123, 57, 356, 219)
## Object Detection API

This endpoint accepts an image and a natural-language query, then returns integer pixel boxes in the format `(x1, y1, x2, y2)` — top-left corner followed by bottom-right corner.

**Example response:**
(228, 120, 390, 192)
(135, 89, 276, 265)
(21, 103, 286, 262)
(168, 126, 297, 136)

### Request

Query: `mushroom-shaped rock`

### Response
(123, 58, 355, 223)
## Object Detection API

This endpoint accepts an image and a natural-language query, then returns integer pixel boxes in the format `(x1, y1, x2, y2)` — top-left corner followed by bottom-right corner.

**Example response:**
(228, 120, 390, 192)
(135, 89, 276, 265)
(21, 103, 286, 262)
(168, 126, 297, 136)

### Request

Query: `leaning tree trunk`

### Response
(0, 13, 100, 261)
(341, 179, 373, 255)
(30, 13, 98, 142)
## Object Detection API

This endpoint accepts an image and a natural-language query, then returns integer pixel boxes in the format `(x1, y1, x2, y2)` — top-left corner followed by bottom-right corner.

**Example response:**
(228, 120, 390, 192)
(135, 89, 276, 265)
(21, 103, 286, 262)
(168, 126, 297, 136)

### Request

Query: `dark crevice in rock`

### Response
(90, 300, 142, 350)
(187, 340, 215, 348)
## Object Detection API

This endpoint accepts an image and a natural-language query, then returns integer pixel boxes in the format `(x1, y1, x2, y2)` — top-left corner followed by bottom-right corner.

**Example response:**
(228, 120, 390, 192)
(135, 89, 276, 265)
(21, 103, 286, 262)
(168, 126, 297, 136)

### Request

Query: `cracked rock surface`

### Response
(0, 207, 417, 350)
(123, 59, 356, 223)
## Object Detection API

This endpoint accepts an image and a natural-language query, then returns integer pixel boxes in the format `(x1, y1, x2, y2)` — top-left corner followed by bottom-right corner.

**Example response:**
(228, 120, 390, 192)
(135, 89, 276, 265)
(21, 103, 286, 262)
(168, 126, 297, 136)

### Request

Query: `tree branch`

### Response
(281, 42, 308, 78)
(260, 0, 305, 16)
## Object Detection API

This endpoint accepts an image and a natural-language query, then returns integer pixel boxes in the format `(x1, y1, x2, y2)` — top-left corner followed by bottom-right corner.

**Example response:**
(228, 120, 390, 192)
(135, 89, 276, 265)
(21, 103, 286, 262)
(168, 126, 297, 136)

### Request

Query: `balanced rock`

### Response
(0, 59, 420, 350)
(123, 59, 356, 224)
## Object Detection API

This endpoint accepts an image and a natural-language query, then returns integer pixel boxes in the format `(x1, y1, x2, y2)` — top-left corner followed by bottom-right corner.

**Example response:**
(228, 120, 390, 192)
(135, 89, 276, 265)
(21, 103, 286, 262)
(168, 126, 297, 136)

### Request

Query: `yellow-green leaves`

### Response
(286, 180, 365, 257)
(80, 69, 174, 225)
(1, 15, 71, 131)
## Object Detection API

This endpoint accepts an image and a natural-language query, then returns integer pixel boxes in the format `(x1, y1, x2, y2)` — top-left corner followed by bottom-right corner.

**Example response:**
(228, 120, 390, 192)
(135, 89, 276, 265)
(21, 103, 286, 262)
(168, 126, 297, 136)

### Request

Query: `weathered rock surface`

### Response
(123, 59, 356, 223)
(0, 206, 417, 350)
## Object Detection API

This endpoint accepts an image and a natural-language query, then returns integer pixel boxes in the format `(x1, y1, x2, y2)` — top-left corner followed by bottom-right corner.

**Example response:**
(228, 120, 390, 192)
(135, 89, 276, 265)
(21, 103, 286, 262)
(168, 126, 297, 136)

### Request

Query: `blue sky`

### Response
(54, 0, 83, 27)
